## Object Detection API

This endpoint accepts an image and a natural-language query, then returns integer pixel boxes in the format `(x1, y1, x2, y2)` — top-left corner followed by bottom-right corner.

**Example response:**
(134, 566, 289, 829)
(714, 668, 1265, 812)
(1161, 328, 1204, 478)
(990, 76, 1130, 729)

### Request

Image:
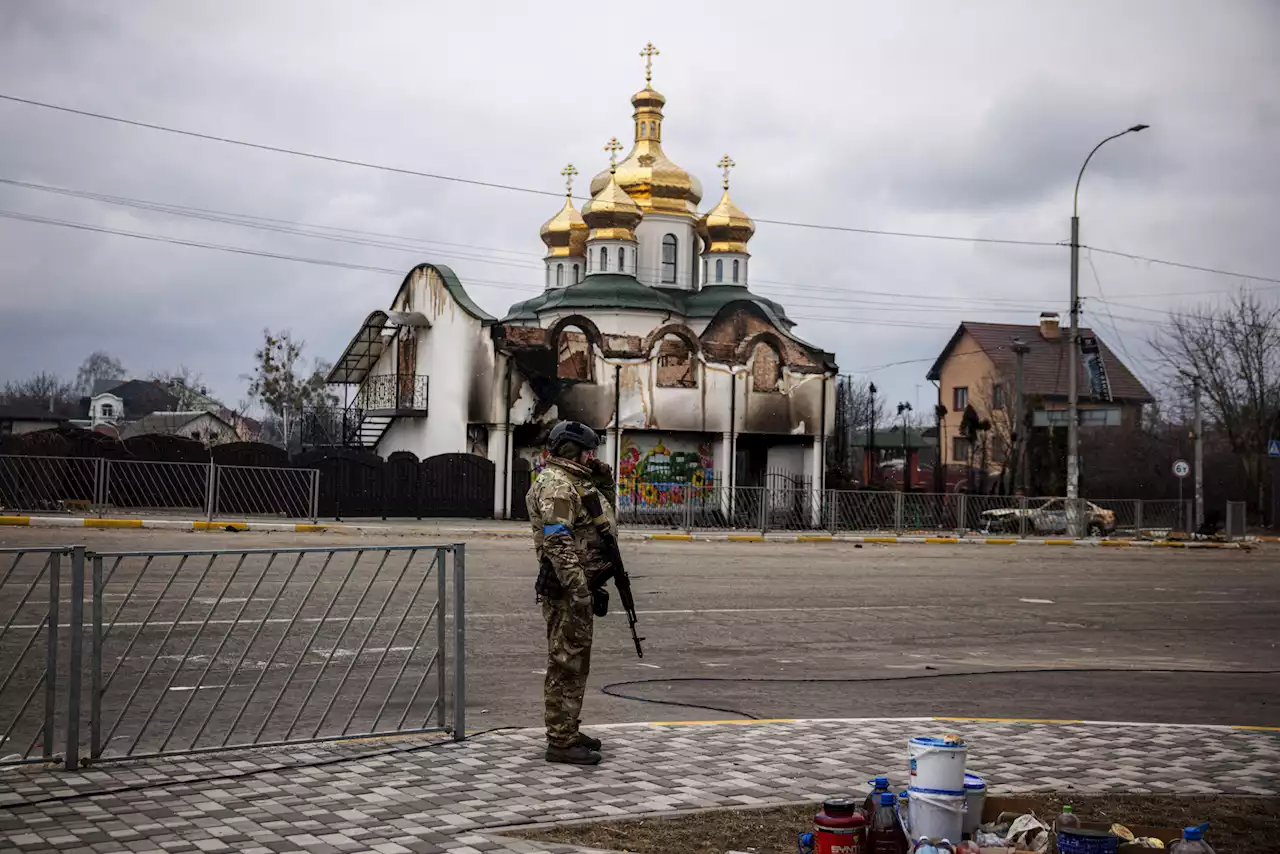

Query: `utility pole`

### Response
(868, 382, 877, 487)
(1068, 124, 1148, 535)
(1012, 338, 1030, 494)
(1192, 374, 1204, 530)
(898, 402, 913, 492)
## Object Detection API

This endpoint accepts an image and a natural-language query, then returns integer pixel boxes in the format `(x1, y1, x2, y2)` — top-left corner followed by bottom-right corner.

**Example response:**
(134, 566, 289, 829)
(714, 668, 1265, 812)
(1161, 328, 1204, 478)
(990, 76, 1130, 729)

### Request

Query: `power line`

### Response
(1084, 245, 1280, 286)
(0, 92, 1063, 248)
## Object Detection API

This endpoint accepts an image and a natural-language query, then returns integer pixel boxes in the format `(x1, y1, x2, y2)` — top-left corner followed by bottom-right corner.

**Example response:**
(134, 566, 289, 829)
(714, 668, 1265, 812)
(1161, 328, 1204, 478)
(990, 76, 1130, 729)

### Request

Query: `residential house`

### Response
(0, 404, 69, 436)
(926, 313, 1154, 470)
(120, 411, 237, 445)
(79, 379, 183, 429)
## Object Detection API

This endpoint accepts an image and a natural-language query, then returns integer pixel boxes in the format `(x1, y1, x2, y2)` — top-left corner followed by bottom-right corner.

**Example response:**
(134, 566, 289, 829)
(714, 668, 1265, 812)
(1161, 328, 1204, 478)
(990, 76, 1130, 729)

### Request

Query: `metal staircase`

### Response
(301, 374, 428, 451)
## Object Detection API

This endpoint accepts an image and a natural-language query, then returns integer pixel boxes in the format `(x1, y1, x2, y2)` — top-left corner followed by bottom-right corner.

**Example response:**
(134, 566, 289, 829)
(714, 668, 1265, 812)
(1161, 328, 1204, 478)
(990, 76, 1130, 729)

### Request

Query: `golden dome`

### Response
(589, 86, 703, 217)
(540, 198, 587, 258)
(583, 158, 643, 242)
(697, 155, 754, 253)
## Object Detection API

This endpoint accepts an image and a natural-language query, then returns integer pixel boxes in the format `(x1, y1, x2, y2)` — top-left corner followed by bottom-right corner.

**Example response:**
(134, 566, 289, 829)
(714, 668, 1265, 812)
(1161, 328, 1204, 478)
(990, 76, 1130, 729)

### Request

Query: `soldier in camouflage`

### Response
(526, 421, 616, 765)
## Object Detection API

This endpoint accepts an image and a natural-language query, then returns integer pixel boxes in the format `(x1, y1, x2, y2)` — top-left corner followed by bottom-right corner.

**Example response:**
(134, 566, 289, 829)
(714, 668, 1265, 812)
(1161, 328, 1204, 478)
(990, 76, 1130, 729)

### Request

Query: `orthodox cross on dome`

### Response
(560, 163, 578, 196)
(717, 154, 736, 190)
(605, 137, 624, 173)
(640, 42, 659, 85)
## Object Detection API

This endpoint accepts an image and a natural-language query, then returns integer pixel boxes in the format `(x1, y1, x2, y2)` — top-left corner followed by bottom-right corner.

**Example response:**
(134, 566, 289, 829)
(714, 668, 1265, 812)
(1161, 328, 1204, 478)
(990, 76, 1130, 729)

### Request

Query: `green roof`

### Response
(501, 276, 793, 325)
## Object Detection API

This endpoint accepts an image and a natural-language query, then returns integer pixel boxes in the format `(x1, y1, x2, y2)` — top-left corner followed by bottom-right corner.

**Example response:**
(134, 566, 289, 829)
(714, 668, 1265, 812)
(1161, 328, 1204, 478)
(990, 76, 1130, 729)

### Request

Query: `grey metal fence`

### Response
(1225, 500, 1247, 540)
(0, 455, 319, 521)
(0, 543, 466, 770)
(614, 487, 1201, 538)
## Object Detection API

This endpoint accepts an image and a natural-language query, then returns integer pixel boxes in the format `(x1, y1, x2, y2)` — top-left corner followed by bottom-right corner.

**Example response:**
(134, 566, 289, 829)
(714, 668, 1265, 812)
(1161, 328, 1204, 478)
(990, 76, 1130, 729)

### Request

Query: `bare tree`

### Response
(246, 329, 337, 447)
(832, 375, 888, 483)
(74, 351, 127, 395)
(1148, 291, 1280, 513)
(0, 372, 79, 417)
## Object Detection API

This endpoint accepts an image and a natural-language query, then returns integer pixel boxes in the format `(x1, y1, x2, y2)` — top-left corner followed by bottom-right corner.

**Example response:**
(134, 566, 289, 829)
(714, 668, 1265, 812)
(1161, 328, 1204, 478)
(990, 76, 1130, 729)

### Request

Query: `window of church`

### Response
(639, 122, 646, 138)
(556, 263, 563, 287)
(662, 234, 678, 283)
(545, 266, 550, 287)
(733, 259, 740, 283)
(600, 247, 608, 271)
(702, 259, 707, 283)
(655, 335, 696, 388)
(557, 328, 594, 382)
(751, 341, 783, 393)
(573, 264, 580, 284)
(715, 259, 723, 283)
(649, 121, 656, 138)
(618, 247, 625, 273)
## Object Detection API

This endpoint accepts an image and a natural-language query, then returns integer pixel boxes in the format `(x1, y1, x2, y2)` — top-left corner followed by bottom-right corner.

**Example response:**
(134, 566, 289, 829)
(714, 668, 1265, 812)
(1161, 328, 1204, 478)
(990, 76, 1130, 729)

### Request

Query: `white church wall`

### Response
(635, 214, 697, 290)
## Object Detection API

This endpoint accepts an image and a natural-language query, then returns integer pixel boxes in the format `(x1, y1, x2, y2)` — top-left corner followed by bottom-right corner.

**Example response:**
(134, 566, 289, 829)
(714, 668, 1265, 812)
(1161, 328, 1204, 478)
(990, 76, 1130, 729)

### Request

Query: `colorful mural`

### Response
(519, 434, 716, 509)
(617, 435, 715, 508)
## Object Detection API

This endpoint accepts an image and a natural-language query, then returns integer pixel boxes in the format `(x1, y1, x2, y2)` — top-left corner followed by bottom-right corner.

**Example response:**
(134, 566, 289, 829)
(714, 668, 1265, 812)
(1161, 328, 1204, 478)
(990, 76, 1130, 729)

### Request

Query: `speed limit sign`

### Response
(1173, 459, 1191, 478)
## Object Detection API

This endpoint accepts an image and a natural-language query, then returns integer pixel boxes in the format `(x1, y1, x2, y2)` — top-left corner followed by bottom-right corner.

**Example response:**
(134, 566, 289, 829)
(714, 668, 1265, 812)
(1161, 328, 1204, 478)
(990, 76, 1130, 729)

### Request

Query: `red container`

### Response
(814, 798, 868, 854)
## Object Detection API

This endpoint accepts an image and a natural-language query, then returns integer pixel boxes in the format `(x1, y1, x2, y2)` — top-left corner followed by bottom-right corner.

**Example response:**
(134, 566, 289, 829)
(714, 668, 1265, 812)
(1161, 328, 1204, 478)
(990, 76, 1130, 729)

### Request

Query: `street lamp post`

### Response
(897, 402, 913, 492)
(1067, 123, 1148, 534)
(1011, 338, 1031, 494)
(868, 382, 877, 486)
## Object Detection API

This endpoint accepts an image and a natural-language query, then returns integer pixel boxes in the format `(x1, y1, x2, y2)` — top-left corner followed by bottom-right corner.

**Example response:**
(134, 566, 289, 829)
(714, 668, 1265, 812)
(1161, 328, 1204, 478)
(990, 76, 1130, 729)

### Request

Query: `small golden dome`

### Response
(589, 86, 703, 217)
(540, 198, 587, 258)
(583, 169, 643, 242)
(697, 155, 754, 254)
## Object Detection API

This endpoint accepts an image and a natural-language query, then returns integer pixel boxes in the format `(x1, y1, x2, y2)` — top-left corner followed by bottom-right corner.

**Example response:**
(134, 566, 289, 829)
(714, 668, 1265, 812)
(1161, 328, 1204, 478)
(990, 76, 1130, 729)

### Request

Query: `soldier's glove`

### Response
(592, 587, 610, 617)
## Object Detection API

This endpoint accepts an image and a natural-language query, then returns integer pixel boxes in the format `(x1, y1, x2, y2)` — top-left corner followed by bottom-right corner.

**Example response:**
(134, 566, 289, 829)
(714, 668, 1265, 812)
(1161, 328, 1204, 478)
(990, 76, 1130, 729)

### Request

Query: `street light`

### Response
(897, 402, 913, 492)
(1067, 123, 1148, 533)
(1011, 338, 1031, 495)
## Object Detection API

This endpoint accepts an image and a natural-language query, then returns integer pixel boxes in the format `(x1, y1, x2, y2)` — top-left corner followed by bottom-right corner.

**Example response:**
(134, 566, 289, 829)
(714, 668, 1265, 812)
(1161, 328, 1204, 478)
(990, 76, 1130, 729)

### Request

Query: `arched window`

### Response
(639, 122, 647, 138)
(545, 266, 550, 287)
(702, 259, 708, 283)
(655, 334, 696, 388)
(715, 259, 724, 283)
(556, 263, 563, 287)
(751, 341, 783, 393)
(557, 326, 594, 382)
(573, 264, 580, 284)
(618, 247, 625, 272)
(600, 246, 608, 271)
(661, 234, 678, 283)
(732, 259, 740, 283)
(649, 121, 656, 138)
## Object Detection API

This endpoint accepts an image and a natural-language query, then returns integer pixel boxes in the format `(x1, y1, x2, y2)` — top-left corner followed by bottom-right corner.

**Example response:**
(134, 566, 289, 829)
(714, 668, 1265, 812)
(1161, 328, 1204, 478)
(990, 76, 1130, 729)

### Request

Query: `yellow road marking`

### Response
(796, 535, 833, 542)
(294, 524, 328, 533)
(984, 538, 1017, 545)
(1232, 725, 1280, 732)
(650, 533, 693, 541)
(1042, 539, 1075, 546)
(934, 716, 1085, 724)
(863, 537, 899, 543)
(84, 518, 143, 529)
(0, 516, 31, 526)
(1101, 540, 1131, 547)
(649, 718, 796, 726)
(193, 521, 248, 531)
(926, 537, 958, 544)
(728, 535, 764, 542)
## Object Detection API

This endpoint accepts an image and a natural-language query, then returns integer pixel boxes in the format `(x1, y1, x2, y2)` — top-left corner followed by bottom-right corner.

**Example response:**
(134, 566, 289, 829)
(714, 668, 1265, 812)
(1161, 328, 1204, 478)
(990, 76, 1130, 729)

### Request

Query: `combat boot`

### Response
(545, 743, 602, 765)
(576, 732, 602, 750)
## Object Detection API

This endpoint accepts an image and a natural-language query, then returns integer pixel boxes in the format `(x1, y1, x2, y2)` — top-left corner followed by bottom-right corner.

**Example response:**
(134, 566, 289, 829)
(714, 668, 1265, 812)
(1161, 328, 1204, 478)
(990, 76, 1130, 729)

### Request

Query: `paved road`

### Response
(2, 528, 1277, 762)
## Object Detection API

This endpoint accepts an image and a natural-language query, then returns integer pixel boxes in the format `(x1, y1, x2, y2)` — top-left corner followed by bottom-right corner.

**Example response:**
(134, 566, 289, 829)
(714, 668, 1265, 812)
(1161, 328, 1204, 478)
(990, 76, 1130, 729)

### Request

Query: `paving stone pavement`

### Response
(1, 719, 1277, 854)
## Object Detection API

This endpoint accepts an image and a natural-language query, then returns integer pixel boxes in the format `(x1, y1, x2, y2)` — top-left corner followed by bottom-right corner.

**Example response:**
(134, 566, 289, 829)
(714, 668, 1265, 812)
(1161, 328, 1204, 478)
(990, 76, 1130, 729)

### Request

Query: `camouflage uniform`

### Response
(527, 456, 615, 749)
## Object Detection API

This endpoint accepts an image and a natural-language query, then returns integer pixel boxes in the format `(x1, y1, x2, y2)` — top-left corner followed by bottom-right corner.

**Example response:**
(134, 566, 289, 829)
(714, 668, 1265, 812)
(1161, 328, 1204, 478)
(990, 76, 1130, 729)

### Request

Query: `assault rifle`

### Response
(581, 491, 644, 658)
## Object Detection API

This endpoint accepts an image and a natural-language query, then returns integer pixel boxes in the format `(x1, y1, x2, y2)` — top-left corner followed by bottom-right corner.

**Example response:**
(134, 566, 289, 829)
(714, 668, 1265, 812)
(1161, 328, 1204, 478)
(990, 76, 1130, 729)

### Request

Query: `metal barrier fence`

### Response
(616, 485, 1201, 537)
(1226, 500, 1247, 540)
(0, 455, 319, 521)
(0, 543, 466, 770)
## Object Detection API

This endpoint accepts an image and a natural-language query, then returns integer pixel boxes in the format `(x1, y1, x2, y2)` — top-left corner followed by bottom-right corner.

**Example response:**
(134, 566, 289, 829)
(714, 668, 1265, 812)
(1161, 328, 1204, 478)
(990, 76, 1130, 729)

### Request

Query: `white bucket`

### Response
(907, 788, 966, 845)
(962, 773, 986, 835)
(908, 735, 967, 792)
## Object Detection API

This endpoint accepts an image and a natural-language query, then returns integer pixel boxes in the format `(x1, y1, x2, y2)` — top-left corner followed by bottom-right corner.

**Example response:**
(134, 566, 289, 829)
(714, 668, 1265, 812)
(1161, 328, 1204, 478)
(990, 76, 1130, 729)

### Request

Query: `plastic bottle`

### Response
(1057, 805, 1081, 830)
(863, 777, 891, 816)
(1170, 824, 1215, 853)
(868, 793, 908, 854)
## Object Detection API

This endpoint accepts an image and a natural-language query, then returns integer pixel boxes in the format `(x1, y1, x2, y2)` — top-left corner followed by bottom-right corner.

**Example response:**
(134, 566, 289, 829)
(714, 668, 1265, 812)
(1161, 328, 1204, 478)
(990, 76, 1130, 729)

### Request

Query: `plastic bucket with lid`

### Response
(962, 773, 986, 835)
(906, 787, 965, 844)
(908, 735, 967, 792)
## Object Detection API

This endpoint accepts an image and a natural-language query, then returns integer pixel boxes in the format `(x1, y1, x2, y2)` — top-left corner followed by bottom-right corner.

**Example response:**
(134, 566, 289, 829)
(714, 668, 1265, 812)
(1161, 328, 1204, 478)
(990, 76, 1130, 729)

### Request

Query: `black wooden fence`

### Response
(1, 428, 496, 520)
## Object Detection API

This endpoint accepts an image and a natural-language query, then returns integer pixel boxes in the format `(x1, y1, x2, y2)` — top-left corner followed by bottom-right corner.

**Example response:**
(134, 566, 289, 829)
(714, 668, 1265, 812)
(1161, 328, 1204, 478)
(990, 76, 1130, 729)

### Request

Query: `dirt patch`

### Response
(510, 795, 1278, 853)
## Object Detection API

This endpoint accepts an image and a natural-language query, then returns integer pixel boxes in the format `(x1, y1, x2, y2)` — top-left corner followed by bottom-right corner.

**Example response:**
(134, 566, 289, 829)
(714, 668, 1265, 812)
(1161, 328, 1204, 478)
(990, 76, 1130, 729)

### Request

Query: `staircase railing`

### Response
(357, 374, 429, 412)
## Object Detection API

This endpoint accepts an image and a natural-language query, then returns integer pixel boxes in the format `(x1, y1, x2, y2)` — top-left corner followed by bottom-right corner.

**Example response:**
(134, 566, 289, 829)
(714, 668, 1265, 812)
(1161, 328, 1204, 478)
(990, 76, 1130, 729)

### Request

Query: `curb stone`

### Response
(0, 514, 1250, 548)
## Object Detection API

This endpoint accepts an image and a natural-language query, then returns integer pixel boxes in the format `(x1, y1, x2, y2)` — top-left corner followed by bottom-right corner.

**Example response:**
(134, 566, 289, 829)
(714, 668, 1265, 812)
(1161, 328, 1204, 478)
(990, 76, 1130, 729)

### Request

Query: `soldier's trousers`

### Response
(542, 596, 594, 748)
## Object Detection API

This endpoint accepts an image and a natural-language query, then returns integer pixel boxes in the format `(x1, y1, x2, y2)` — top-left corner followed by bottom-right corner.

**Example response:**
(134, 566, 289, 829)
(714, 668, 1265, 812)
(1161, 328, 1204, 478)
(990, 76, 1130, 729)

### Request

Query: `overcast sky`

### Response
(2, 1, 1277, 414)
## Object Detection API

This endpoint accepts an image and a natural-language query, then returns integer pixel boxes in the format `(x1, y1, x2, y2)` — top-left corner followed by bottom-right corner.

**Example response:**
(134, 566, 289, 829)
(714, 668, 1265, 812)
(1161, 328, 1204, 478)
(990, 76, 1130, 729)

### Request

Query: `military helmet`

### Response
(547, 421, 599, 454)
